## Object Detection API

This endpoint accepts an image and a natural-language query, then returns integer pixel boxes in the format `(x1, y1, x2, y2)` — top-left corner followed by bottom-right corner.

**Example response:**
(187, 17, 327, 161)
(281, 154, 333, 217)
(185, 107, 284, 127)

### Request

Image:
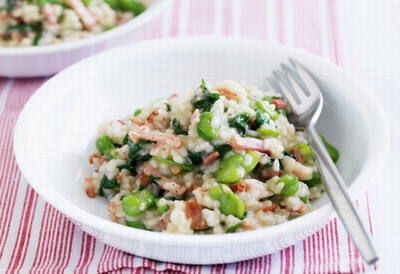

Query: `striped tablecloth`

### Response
(0, 1, 379, 273)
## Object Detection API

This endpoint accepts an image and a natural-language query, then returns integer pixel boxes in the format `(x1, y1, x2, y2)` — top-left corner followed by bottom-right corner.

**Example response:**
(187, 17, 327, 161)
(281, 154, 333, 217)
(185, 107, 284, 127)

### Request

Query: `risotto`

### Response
(0, 0, 146, 47)
(83, 79, 338, 234)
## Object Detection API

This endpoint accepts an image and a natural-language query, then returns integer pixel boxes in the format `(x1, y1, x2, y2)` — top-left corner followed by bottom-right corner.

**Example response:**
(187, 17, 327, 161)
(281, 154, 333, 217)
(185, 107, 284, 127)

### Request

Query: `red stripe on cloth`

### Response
(74, 233, 97, 272)
(0, 115, 20, 260)
(279, 245, 295, 274)
(30, 204, 76, 272)
(6, 186, 39, 272)
(31, 203, 57, 270)
(169, 0, 182, 36)
(222, 0, 233, 36)
(187, 0, 215, 35)
(275, 0, 285, 44)
(329, 218, 341, 273)
(239, 0, 268, 40)
(294, 0, 322, 55)
(365, 191, 379, 271)
(327, 0, 342, 66)
(0, 79, 43, 264)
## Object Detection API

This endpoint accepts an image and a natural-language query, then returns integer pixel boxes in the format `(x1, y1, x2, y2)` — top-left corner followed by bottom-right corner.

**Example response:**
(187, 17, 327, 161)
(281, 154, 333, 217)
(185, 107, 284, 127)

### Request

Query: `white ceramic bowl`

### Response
(14, 37, 389, 265)
(0, 0, 171, 78)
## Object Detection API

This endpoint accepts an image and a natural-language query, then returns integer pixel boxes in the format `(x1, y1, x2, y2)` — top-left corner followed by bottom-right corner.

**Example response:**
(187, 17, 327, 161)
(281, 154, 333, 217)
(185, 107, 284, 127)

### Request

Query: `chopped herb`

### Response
(165, 103, 171, 111)
(134, 109, 141, 116)
(98, 174, 119, 196)
(187, 150, 204, 165)
(119, 139, 153, 172)
(152, 156, 197, 171)
(226, 221, 242, 233)
(6, 0, 16, 11)
(148, 174, 160, 184)
(33, 31, 43, 46)
(172, 118, 188, 135)
(228, 112, 250, 136)
(190, 79, 220, 112)
(213, 144, 232, 156)
(254, 109, 269, 128)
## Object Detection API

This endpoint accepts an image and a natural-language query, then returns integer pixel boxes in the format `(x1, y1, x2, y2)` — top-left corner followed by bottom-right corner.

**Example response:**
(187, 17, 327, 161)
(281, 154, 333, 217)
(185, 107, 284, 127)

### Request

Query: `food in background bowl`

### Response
(0, 0, 147, 47)
(84, 79, 339, 234)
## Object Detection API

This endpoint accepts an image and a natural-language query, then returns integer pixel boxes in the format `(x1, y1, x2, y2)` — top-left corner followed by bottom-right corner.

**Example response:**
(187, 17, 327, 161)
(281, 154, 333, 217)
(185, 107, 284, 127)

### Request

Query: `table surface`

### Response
(1, 0, 400, 273)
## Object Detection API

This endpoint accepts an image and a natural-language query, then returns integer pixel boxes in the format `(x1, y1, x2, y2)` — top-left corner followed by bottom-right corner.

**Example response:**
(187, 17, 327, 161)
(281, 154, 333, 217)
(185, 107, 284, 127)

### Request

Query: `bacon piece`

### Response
(230, 181, 247, 193)
(202, 151, 220, 166)
(129, 116, 145, 126)
(291, 146, 304, 164)
(262, 203, 278, 213)
(65, 0, 96, 30)
(129, 125, 183, 148)
(230, 135, 270, 154)
(142, 164, 186, 196)
(271, 99, 288, 109)
(42, 4, 58, 24)
(186, 198, 208, 230)
(215, 88, 238, 100)
(84, 177, 96, 198)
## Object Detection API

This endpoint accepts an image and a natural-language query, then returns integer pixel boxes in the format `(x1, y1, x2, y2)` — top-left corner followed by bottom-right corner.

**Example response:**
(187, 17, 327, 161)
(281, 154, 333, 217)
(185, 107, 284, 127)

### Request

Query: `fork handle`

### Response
(306, 124, 379, 265)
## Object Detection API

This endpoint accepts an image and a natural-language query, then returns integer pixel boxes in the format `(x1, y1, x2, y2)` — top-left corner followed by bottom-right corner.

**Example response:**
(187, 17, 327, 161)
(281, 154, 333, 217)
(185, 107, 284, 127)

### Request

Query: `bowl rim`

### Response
(0, 0, 171, 57)
(13, 36, 390, 248)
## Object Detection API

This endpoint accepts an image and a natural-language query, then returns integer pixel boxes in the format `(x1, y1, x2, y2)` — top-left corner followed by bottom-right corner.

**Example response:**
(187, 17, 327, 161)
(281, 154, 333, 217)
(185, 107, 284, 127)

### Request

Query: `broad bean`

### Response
(208, 184, 245, 218)
(197, 112, 220, 141)
(95, 135, 117, 159)
(217, 151, 259, 184)
(278, 174, 299, 197)
(121, 189, 156, 216)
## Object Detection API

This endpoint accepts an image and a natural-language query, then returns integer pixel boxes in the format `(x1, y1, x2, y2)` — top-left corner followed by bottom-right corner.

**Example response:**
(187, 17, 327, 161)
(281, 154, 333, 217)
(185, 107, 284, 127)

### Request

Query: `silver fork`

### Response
(267, 59, 378, 265)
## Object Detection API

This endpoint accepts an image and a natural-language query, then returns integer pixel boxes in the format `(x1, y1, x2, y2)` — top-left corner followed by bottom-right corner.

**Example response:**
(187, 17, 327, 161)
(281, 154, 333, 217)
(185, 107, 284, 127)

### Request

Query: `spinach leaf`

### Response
(187, 150, 204, 165)
(119, 139, 153, 172)
(172, 118, 188, 135)
(98, 174, 119, 197)
(254, 109, 269, 128)
(190, 79, 220, 112)
(213, 144, 232, 156)
(228, 112, 250, 136)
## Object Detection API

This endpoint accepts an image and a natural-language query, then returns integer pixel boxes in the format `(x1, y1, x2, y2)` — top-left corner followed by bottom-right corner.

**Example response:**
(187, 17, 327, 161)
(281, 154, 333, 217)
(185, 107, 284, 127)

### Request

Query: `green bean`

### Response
(208, 184, 245, 218)
(303, 171, 322, 187)
(152, 156, 197, 171)
(217, 151, 258, 184)
(119, 0, 146, 15)
(121, 189, 156, 216)
(255, 101, 279, 121)
(278, 174, 299, 197)
(126, 220, 147, 230)
(320, 135, 339, 163)
(197, 112, 220, 141)
(257, 128, 280, 137)
(226, 221, 242, 233)
(299, 195, 309, 203)
(156, 198, 169, 215)
(105, 0, 121, 10)
(296, 143, 313, 164)
(95, 135, 117, 159)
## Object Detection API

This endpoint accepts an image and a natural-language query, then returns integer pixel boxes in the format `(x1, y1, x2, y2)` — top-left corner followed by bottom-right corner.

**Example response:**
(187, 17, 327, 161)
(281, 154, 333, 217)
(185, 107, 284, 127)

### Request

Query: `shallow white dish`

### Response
(0, 0, 170, 78)
(14, 37, 389, 264)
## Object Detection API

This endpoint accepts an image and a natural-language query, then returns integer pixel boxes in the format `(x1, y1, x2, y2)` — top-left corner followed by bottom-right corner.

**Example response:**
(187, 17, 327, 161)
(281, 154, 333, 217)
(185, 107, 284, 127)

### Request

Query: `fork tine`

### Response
(281, 63, 310, 103)
(272, 71, 299, 107)
(289, 58, 321, 96)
